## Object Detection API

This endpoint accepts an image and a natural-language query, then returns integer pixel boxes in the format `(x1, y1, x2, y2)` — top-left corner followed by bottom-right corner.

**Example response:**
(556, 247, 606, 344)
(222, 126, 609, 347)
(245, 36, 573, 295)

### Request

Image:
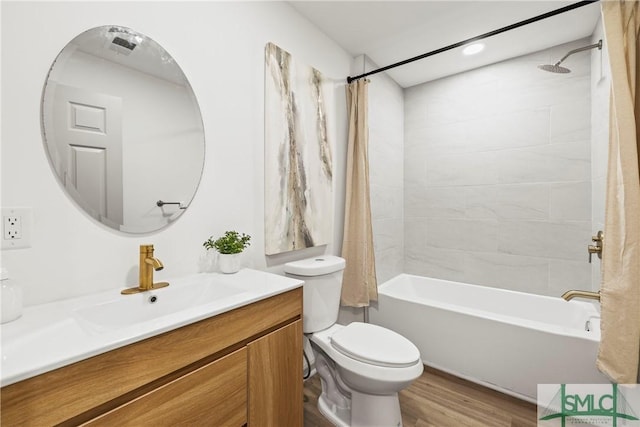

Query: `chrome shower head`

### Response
(537, 63, 571, 73)
(538, 39, 602, 74)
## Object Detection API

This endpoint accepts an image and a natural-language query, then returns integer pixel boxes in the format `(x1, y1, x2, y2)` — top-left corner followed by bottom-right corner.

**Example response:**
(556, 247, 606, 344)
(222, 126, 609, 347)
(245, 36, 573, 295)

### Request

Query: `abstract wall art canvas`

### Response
(264, 42, 333, 255)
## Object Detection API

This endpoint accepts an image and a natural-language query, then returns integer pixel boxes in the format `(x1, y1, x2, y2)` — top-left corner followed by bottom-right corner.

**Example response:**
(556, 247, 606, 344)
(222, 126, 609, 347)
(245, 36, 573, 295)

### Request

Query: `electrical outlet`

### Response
(4, 216, 22, 240)
(2, 208, 32, 250)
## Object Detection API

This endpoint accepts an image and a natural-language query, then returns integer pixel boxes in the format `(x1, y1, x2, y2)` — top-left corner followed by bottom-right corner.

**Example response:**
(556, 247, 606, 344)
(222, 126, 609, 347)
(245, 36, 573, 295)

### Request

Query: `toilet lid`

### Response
(330, 323, 420, 368)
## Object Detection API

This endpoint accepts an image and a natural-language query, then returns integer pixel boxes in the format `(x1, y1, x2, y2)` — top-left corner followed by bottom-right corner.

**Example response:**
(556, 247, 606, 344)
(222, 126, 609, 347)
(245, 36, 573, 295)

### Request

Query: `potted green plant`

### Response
(203, 231, 251, 274)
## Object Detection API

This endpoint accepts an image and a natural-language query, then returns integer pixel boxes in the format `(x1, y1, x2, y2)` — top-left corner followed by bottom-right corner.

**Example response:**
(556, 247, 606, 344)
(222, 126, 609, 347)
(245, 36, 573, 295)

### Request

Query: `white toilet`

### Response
(284, 256, 423, 427)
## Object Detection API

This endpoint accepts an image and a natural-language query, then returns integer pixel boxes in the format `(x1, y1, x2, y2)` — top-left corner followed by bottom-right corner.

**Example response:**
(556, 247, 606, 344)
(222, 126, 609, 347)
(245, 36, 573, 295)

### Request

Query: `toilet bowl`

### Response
(311, 323, 423, 427)
(284, 256, 423, 427)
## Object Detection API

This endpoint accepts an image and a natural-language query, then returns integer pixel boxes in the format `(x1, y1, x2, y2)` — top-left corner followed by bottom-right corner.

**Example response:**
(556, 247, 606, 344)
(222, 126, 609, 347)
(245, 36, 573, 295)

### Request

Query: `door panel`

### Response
(51, 84, 123, 225)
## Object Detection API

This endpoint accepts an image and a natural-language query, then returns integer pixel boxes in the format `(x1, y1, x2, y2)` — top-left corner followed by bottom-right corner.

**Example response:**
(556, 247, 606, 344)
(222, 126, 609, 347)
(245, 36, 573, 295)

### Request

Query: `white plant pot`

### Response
(218, 253, 242, 274)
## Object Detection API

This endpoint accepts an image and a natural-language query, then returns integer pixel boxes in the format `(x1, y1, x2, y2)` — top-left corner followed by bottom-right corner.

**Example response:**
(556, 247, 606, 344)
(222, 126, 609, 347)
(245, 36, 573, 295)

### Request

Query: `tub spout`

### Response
(562, 290, 600, 302)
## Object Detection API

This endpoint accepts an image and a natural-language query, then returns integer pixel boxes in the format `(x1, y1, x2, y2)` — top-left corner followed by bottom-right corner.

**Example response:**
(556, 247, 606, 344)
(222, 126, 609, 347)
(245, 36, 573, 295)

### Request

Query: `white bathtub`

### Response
(369, 274, 610, 403)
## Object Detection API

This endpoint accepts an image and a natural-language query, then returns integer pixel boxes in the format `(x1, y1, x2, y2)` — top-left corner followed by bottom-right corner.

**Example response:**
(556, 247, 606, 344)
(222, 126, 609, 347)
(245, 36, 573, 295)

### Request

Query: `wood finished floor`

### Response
(303, 366, 537, 427)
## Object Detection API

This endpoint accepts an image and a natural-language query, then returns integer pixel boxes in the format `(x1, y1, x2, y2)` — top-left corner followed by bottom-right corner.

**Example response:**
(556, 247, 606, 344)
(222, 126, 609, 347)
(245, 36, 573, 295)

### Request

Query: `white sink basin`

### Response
(74, 278, 249, 331)
(1, 269, 303, 387)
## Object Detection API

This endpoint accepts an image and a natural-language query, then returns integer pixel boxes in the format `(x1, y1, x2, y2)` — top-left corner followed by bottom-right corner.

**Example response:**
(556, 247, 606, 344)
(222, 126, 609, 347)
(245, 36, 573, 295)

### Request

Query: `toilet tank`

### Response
(284, 256, 346, 333)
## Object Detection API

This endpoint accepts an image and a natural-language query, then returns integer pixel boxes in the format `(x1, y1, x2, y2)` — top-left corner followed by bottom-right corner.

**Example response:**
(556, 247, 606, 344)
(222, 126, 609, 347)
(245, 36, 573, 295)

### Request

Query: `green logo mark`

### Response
(539, 384, 639, 426)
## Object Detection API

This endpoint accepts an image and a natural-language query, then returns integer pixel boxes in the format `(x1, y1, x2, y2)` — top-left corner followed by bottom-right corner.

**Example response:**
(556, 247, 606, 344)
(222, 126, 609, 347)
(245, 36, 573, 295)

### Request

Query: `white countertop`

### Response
(1, 269, 303, 387)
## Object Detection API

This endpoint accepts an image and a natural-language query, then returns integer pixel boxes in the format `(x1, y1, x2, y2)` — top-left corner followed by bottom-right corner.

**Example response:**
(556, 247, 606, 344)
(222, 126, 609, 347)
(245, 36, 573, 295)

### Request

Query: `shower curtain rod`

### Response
(346, 0, 599, 84)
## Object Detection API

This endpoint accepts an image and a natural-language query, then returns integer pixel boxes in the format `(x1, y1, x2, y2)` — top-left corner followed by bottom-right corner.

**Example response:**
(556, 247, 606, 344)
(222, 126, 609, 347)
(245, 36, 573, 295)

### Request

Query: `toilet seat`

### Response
(310, 323, 424, 396)
(330, 322, 420, 368)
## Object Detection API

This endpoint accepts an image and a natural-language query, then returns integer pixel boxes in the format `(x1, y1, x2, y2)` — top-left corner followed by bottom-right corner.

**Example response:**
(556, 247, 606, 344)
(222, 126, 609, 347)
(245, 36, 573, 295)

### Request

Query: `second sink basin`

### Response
(73, 276, 249, 332)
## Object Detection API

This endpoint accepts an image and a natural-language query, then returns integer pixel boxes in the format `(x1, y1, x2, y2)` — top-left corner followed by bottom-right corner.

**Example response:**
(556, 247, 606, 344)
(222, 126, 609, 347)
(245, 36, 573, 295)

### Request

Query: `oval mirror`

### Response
(41, 25, 205, 234)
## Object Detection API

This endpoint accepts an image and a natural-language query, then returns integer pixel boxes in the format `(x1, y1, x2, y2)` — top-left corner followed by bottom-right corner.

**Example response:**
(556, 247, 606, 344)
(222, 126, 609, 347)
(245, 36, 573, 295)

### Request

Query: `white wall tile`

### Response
(493, 184, 549, 220)
(497, 73, 590, 112)
(550, 102, 591, 144)
(591, 177, 606, 226)
(549, 259, 593, 296)
(592, 127, 609, 180)
(590, 18, 610, 290)
(371, 184, 403, 220)
(404, 246, 466, 282)
(370, 141, 403, 187)
(464, 186, 499, 219)
(403, 39, 598, 296)
(368, 59, 405, 284)
(464, 252, 549, 294)
(375, 246, 404, 284)
(373, 218, 403, 253)
(466, 108, 550, 152)
(426, 218, 498, 252)
(405, 185, 466, 219)
(408, 123, 468, 154)
(497, 141, 590, 184)
(404, 218, 429, 253)
(404, 140, 428, 186)
(426, 151, 500, 186)
(549, 182, 591, 221)
(498, 220, 591, 261)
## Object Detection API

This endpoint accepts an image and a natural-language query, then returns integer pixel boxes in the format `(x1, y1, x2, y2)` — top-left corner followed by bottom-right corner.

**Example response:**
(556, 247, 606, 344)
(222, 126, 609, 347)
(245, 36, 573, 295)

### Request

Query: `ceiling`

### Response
(73, 26, 188, 86)
(289, 1, 602, 88)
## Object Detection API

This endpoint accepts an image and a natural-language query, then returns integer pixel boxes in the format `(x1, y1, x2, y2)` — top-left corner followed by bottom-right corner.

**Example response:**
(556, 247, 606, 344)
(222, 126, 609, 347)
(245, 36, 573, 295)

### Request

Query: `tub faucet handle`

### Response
(587, 231, 603, 263)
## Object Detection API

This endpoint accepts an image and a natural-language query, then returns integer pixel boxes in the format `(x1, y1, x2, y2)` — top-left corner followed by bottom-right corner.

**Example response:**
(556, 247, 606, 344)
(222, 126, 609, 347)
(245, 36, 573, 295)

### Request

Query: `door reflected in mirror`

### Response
(41, 26, 205, 234)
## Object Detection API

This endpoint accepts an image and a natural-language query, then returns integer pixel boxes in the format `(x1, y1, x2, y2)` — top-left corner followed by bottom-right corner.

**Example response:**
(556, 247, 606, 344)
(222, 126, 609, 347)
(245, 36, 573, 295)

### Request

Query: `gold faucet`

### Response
(588, 231, 604, 263)
(121, 244, 170, 295)
(561, 290, 600, 301)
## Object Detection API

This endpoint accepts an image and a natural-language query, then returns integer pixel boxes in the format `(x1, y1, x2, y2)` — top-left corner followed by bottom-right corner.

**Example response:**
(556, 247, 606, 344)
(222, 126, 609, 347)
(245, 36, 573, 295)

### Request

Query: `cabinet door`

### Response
(84, 348, 247, 426)
(248, 320, 303, 427)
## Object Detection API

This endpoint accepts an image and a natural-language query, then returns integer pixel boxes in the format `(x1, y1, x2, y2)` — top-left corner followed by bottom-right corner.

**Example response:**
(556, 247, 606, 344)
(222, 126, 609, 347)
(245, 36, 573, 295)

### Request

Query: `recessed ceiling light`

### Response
(463, 43, 484, 56)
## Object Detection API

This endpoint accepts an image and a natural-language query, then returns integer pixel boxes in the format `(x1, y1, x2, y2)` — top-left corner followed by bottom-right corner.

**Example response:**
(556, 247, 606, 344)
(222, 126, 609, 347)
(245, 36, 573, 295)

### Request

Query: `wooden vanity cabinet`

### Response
(248, 320, 303, 427)
(0, 288, 303, 427)
(84, 347, 248, 426)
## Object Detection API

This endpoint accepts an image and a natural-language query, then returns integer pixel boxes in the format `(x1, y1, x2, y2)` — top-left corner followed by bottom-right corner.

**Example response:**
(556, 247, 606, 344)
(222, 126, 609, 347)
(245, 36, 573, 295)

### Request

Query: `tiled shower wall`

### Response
(590, 20, 610, 290)
(361, 56, 405, 285)
(403, 38, 596, 297)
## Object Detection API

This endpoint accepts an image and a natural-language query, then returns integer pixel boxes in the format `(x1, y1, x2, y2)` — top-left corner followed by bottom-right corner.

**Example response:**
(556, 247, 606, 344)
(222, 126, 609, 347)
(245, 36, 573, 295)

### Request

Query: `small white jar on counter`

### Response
(1, 267, 23, 323)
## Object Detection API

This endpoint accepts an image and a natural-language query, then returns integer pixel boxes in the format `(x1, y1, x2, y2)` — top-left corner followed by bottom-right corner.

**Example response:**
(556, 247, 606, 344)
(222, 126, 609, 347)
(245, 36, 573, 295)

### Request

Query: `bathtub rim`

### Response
(376, 273, 600, 342)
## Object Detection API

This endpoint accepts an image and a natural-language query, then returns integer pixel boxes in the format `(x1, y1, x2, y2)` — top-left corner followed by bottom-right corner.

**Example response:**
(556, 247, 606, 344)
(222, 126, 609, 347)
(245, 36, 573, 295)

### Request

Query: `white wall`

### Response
(1, 1, 353, 306)
(403, 39, 596, 297)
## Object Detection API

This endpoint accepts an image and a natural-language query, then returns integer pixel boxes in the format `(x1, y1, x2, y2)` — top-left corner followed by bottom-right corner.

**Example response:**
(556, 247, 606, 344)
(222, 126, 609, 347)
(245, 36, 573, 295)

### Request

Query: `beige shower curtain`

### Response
(597, 0, 640, 384)
(341, 79, 378, 307)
